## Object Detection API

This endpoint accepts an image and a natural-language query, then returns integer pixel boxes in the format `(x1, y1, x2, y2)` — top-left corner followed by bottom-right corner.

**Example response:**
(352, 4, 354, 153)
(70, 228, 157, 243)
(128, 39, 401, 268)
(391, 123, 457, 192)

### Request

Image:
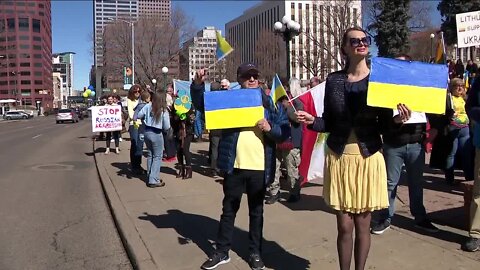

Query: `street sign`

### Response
(456, 10, 480, 48)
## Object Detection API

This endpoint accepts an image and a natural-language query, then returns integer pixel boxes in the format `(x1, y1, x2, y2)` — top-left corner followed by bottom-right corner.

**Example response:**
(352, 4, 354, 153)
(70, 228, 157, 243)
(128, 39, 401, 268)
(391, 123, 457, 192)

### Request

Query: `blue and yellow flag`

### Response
(367, 57, 448, 114)
(270, 74, 287, 106)
(215, 31, 234, 61)
(204, 89, 263, 130)
(435, 32, 446, 64)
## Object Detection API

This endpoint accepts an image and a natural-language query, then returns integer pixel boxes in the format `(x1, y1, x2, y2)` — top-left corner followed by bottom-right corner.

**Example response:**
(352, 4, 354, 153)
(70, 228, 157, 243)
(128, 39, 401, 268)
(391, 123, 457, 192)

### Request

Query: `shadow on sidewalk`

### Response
(139, 210, 311, 270)
(111, 162, 145, 181)
(279, 194, 336, 214)
(390, 214, 468, 245)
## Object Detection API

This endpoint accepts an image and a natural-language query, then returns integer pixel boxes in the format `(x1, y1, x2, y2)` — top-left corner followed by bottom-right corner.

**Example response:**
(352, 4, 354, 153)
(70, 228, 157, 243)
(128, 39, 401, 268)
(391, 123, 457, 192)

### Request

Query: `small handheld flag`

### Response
(215, 31, 234, 61)
(270, 74, 287, 106)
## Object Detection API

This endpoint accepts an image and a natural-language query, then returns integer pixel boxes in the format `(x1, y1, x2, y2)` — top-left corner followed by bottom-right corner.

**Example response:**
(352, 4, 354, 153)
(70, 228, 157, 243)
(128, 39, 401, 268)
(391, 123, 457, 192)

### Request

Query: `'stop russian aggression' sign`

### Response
(456, 10, 480, 48)
(91, 105, 123, 132)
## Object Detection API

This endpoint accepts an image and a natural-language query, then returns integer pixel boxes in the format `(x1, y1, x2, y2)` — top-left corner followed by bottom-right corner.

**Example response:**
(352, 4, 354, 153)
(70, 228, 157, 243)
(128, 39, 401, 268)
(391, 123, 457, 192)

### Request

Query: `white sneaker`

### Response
(105, 148, 110, 155)
(119, 138, 123, 142)
(110, 138, 114, 142)
(115, 147, 120, 154)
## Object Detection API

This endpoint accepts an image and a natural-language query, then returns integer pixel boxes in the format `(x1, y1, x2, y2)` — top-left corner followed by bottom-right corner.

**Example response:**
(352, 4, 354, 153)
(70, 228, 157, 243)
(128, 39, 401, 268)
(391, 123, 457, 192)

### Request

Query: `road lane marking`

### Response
(32, 134, 42, 139)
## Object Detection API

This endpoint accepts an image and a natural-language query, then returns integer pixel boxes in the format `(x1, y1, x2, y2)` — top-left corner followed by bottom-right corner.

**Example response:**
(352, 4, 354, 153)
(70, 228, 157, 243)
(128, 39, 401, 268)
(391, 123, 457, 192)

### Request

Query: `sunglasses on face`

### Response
(240, 74, 259, 80)
(349, 36, 371, 47)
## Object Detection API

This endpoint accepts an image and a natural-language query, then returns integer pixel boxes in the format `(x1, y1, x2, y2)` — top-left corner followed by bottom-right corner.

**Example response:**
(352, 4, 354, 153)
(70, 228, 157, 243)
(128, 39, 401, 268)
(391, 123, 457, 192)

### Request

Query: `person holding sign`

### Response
(296, 27, 410, 270)
(192, 63, 289, 270)
(136, 92, 171, 188)
(104, 95, 121, 155)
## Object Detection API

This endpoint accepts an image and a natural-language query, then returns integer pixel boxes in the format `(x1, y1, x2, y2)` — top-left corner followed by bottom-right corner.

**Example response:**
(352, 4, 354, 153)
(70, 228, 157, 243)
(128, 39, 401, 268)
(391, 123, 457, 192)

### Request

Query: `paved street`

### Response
(95, 135, 480, 270)
(0, 116, 131, 270)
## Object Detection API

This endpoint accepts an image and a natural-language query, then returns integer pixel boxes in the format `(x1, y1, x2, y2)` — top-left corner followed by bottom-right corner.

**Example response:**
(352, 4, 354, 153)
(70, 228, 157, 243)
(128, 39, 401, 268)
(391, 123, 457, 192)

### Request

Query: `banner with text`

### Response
(456, 10, 480, 48)
(91, 105, 123, 132)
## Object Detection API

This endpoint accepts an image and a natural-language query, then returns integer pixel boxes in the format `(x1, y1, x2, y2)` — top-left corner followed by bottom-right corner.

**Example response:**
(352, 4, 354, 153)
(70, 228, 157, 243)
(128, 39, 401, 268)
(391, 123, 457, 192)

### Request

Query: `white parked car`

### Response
(56, 109, 79, 123)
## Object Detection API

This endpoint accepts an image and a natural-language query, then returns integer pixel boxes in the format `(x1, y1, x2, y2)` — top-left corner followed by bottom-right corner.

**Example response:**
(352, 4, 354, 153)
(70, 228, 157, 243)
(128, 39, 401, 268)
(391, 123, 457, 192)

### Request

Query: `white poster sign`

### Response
(456, 10, 480, 48)
(91, 105, 123, 132)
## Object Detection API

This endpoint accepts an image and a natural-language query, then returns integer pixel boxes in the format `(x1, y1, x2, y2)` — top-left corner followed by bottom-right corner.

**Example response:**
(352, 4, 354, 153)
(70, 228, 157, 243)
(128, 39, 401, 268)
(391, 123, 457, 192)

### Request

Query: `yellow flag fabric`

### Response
(215, 31, 234, 61)
(270, 74, 287, 105)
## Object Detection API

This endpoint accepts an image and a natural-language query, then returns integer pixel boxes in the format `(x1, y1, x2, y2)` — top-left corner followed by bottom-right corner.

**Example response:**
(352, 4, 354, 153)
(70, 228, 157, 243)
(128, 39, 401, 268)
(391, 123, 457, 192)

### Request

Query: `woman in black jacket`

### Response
(297, 27, 410, 270)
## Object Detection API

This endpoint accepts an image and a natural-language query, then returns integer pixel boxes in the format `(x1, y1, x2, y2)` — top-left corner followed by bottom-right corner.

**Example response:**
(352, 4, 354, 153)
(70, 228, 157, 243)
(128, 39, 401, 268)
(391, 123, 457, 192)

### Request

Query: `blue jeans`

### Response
(194, 110, 204, 138)
(446, 126, 474, 182)
(380, 142, 427, 223)
(144, 127, 164, 184)
(129, 125, 144, 170)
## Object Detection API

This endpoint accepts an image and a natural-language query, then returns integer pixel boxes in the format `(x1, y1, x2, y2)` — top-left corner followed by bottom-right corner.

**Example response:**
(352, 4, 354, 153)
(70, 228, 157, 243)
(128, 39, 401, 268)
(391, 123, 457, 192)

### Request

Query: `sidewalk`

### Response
(93, 136, 480, 270)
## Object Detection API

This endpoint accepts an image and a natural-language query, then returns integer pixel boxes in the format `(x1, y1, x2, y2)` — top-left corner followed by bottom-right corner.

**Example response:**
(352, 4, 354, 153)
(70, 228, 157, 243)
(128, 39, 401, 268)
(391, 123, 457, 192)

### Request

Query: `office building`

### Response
(180, 26, 225, 81)
(52, 72, 63, 108)
(93, 0, 171, 94)
(225, 0, 362, 81)
(52, 52, 74, 97)
(0, 0, 53, 110)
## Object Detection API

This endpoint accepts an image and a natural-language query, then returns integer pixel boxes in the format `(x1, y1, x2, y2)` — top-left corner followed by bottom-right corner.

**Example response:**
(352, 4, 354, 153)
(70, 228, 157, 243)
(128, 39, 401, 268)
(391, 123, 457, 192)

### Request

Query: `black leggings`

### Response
(106, 131, 120, 148)
(176, 134, 193, 166)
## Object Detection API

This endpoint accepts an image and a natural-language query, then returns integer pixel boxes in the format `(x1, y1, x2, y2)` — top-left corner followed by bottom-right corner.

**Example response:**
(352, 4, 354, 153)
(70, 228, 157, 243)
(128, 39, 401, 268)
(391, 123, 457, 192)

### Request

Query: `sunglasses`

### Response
(240, 74, 259, 80)
(349, 36, 371, 47)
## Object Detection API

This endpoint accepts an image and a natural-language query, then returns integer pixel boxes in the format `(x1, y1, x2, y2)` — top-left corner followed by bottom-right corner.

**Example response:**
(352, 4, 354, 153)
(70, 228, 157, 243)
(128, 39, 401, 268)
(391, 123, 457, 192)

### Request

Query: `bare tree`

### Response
(299, 0, 362, 79)
(254, 28, 286, 83)
(103, 6, 195, 89)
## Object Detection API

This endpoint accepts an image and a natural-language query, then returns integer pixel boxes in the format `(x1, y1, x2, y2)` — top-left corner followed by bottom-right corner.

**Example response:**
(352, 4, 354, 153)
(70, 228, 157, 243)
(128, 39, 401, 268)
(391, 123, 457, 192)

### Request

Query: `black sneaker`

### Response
(201, 252, 230, 269)
(371, 220, 391, 235)
(265, 193, 279, 204)
(415, 219, 439, 233)
(463, 237, 480, 252)
(248, 253, 265, 270)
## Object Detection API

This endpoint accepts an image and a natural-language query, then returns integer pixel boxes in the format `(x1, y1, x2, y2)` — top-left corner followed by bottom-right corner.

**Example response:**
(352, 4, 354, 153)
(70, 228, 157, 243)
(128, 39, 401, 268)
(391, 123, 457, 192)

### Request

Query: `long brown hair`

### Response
(127, 84, 142, 100)
(151, 92, 167, 122)
(341, 26, 368, 71)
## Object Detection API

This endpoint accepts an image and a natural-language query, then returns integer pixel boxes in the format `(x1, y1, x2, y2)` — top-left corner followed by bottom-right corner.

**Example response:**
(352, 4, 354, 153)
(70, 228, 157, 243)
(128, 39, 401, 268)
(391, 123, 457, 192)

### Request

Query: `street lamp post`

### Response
(151, 78, 157, 92)
(430, 33, 435, 62)
(453, 44, 458, 60)
(162, 66, 168, 92)
(107, 18, 135, 84)
(274, 15, 301, 79)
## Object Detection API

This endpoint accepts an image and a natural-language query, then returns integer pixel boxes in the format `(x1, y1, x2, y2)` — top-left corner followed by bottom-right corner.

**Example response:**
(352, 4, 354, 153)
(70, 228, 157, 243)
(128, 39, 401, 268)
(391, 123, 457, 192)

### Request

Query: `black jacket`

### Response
(308, 70, 391, 157)
(382, 115, 426, 147)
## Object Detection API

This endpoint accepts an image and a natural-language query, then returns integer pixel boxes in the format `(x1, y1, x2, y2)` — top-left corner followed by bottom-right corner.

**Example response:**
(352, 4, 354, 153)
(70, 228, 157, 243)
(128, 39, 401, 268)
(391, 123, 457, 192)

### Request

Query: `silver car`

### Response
(3, 111, 31, 120)
(56, 109, 79, 123)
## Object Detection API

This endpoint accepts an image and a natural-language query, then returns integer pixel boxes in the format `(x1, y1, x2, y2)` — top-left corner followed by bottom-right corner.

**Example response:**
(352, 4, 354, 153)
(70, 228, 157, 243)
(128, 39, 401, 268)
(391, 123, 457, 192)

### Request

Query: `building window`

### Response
(32, 19, 40, 33)
(34, 80, 42, 85)
(0, 20, 4, 33)
(16, 1, 26, 6)
(7, 18, 15, 32)
(33, 45, 41, 50)
(19, 35, 29, 40)
(19, 44, 29, 49)
(20, 71, 30, 76)
(20, 62, 30, 67)
(33, 36, 41, 42)
(34, 63, 42, 67)
(34, 71, 41, 76)
(21, 80, 31, 85)
(39, 3, 44, 8)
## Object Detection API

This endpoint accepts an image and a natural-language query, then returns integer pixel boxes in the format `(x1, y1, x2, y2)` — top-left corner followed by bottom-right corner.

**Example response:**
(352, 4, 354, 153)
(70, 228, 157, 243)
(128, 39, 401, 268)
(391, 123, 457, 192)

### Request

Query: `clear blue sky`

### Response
(52, 0, 441, 91)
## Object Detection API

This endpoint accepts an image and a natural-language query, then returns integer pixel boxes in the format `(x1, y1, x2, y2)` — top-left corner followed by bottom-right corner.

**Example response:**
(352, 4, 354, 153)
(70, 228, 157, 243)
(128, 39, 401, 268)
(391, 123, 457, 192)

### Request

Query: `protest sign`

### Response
(91, 105, 123, 132)
(456, 10, 480, 48)
(367, 57, 448, 114)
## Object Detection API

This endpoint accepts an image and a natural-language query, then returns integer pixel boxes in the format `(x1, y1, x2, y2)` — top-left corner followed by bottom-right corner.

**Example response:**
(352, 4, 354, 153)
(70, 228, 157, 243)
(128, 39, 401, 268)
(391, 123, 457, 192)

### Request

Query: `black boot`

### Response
(176, 165, 185, 178)
(183, 166, 193, 179)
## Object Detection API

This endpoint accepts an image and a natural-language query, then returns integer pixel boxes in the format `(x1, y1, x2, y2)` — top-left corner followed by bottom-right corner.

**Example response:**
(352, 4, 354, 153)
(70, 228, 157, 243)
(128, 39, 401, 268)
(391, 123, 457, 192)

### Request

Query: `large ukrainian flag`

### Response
(367, 57, 448, 114)
(204, 89, 264, 130)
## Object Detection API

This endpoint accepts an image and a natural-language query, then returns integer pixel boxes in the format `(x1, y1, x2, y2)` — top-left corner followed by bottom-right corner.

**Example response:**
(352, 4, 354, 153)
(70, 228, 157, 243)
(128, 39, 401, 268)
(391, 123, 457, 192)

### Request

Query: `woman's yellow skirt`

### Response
(323, 134, 389, 214)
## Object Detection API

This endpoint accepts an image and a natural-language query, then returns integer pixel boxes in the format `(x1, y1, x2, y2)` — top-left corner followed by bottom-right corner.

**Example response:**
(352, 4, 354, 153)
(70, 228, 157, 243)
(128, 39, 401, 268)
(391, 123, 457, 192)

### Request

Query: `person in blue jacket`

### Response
(193, 63, 290, 270)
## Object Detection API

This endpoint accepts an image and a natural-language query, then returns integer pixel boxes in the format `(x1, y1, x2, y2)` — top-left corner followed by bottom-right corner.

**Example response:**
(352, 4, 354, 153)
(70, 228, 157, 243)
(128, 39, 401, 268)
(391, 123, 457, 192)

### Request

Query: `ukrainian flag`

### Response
(204, 89, 264, 130)
(270, 74, 287, 106)
(215, 31, 234, 61)
(367, 57, 448, 114)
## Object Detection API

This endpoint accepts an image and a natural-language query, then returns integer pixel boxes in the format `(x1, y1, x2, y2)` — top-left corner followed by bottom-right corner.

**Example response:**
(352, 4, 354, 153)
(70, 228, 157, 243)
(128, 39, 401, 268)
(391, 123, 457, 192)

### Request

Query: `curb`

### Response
(93, 139, 158, 270)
